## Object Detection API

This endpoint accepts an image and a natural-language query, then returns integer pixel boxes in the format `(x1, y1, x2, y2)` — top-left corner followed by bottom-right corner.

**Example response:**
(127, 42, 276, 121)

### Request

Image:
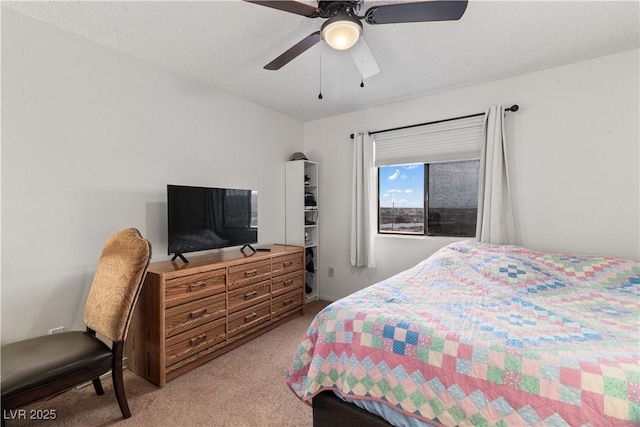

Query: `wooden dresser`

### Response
(126, 244, 304, 386)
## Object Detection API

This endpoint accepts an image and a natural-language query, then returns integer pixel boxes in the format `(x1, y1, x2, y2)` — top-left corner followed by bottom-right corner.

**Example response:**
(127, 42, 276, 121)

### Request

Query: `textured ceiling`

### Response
(4, 0, 639, 122)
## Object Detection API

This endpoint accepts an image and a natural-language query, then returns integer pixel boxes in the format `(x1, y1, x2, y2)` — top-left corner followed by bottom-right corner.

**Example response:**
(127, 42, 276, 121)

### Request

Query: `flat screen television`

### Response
(167, 185, 258, 263)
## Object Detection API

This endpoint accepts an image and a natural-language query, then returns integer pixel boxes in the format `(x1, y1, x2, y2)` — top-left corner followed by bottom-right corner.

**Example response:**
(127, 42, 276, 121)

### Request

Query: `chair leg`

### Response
(112, 341, 131, 419)
(87, 327, 106, 397)
(92, 378, 105, 395)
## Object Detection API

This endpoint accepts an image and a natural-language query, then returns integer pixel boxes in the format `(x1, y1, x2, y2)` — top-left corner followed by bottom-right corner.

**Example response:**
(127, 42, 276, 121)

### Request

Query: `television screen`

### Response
(167, 185, 258, 260)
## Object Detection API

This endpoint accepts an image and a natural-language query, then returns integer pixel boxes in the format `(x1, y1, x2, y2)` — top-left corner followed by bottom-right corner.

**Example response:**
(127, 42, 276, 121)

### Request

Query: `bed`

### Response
(285, 241, 640, 426)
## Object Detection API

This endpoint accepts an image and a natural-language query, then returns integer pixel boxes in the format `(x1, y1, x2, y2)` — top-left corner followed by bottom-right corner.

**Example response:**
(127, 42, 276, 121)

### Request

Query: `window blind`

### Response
(373, 114, 485, 167)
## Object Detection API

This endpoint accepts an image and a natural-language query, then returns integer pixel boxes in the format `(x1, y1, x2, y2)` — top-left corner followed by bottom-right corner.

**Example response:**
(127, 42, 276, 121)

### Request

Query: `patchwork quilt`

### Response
(286, 241, 640, 426)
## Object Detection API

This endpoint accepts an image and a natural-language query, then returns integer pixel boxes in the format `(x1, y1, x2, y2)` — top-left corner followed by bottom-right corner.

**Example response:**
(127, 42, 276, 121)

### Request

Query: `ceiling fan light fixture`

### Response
(321, 15, 362, 51)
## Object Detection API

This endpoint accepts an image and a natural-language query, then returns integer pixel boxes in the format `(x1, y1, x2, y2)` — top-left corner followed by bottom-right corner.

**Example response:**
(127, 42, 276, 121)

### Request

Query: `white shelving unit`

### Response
(285, 160, 319, 302)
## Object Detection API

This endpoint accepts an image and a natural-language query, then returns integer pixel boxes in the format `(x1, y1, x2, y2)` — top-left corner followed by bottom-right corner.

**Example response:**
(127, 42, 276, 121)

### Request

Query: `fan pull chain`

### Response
(318, 44, 323, 100)
(360, 40, 365, 88)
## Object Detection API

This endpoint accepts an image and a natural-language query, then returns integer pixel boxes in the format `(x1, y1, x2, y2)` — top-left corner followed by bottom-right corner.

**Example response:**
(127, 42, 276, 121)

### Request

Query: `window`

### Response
(378, 160, 479, 237)
(373, 113, 484, 237)
(378, 160, 480, 237)
(379, 164, 425, 234)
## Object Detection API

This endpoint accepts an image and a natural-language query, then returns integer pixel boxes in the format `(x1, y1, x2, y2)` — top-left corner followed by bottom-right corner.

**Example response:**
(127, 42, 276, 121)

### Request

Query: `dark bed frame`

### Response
(313, 391, 393, 427)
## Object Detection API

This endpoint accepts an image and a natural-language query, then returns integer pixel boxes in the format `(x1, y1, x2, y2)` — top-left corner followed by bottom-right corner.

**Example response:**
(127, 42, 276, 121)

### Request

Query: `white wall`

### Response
(2, 9, 638, 343)
(1, 9, 303, 343)
(305, 49, 640, 302)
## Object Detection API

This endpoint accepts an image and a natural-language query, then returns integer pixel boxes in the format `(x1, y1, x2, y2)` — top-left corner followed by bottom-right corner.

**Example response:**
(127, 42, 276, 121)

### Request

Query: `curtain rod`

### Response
(349, 104, 519, 139)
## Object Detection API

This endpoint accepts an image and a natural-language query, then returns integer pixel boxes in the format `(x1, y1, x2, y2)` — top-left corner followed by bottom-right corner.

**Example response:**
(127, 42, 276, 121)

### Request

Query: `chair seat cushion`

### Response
(1, 331, 112, 399)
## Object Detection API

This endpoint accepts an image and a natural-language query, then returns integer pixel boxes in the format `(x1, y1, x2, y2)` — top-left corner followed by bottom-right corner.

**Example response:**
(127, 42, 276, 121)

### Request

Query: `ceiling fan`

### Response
(244, 1, 468, 73)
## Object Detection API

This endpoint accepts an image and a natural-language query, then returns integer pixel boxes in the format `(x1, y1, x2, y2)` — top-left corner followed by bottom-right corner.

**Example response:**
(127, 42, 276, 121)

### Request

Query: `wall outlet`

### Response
(49, 326, 64, 335)
(328, 267, 334, 278)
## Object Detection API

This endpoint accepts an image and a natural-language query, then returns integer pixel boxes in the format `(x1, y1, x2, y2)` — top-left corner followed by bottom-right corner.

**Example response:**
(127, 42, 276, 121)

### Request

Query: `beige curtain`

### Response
(350, 132, 376, 268)
(476, 105, 517, 244)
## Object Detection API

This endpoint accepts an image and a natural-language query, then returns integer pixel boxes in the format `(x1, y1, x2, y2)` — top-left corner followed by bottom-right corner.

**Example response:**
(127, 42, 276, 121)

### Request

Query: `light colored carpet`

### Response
(8, 300, 331, 427)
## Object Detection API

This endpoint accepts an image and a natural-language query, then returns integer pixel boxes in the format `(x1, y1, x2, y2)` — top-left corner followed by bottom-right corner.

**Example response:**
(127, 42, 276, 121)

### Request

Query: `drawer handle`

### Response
(283, 261, 293, 268)
(244, 312, 257, 323)
(244, 290, 258, 299)
(189, 281, 207, 292)
(189, 308, 207, 319)
(190, 334, 207, 346)
(244, 269, 258, 277)
(283, 299, 294, 307)
(283, 279, 293, 286)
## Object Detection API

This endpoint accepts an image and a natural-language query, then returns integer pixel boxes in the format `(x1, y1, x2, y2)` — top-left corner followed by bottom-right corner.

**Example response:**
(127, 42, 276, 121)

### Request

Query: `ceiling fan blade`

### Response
(264, 31, 322, 70)
(243, 1, 320, 18)
(350, 37, 380, 79)
(364, 1, 468, 25)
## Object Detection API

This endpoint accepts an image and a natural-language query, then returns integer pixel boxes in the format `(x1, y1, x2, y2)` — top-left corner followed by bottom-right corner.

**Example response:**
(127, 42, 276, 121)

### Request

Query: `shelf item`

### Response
(286, 160, 319, 301)
(126, 244, 304, 387)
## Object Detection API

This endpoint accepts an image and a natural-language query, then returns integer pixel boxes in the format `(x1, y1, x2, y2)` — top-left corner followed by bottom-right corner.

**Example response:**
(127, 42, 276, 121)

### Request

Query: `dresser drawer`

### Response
(165, 293, 226, 339)
(272, 288, 303, 318)
(228, 300, 271, 338)
(127, 245, 307, 387)
(228, 259, 272, 290)
(165, 268, 226, 308)
(272, 252, 304, 277)
(272, 271, 303, 297)
(228, 279, 271, 314)
(165, 317, 226, 368)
